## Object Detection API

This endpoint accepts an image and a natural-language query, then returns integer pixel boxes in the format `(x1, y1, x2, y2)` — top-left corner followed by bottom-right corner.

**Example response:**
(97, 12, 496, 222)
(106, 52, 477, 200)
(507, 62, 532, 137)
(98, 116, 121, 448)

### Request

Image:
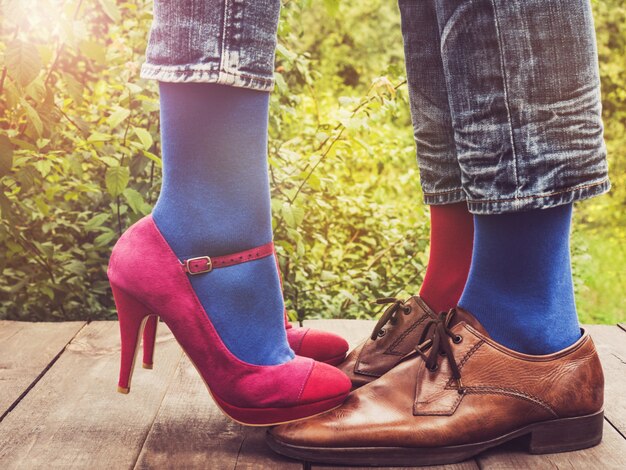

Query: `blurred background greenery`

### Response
(0, 0, 624, 324)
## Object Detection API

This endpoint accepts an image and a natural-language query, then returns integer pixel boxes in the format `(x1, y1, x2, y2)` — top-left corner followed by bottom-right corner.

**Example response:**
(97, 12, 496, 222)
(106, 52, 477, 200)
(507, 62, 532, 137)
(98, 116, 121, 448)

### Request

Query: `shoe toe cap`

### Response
(297, 329, 349, 365)
(299, 361, 351, 404)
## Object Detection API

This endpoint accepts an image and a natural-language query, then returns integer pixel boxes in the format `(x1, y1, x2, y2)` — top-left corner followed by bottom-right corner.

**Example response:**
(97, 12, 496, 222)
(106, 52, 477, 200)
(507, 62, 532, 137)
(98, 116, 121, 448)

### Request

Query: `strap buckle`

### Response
(184, 256, 213, 275)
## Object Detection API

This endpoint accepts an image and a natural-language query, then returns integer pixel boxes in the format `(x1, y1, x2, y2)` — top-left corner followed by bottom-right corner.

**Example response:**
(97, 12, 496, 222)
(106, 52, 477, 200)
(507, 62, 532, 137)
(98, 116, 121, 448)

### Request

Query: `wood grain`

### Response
(0, 320, 624, 469)
(0, 321, 182, 470)
(134, 353, 300, 470)
(0, 320, 85, 419)
(302, 319, 375, 350)
(585, 324, 626, 435)
(476, 418, 626, 469)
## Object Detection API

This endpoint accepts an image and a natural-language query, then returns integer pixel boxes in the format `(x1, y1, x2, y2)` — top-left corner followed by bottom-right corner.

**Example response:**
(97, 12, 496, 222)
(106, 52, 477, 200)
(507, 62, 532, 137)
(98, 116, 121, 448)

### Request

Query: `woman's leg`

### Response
(108, 0, 351, 425)
(144, 0, 289, 366)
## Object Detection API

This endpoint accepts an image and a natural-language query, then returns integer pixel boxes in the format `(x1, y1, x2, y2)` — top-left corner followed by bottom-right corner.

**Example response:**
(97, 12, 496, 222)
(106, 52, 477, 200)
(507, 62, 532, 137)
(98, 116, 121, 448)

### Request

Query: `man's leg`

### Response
(434, 0, 609, 354)
(267, 0, 608, 462)
(336, 0, 473, 389)
(400, 0, 474, 315)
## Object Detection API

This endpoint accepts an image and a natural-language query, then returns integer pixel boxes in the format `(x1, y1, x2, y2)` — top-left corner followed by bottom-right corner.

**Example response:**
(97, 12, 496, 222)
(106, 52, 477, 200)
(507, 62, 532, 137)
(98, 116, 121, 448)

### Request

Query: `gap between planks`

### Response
(0, 320, 624, 469)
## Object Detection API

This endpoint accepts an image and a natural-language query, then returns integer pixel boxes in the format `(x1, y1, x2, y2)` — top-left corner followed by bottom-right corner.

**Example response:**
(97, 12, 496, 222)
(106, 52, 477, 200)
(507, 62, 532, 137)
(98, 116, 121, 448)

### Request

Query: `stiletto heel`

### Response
(111, 284, 152, 394)
(107, 216, 351, 425)
(142, 315, 159, 369)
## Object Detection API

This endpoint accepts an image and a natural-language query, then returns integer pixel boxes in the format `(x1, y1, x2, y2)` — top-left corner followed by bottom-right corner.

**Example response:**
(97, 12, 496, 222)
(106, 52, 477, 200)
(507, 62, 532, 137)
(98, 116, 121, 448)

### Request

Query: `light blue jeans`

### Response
(141, 0, 610, 214)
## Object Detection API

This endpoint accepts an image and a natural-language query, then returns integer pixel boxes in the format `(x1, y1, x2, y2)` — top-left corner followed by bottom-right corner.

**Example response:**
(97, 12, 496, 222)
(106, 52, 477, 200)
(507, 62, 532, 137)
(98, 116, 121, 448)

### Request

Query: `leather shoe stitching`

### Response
(386, 313, 430, 355)
(459, 387, 558, 417)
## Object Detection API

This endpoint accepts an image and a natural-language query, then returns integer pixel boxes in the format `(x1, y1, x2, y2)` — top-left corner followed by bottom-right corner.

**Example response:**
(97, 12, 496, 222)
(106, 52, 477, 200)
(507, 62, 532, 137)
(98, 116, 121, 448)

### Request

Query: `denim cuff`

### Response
(466, 178, 611, 215)
(423, 188, 467, 206)
(140, 64, 275, 92)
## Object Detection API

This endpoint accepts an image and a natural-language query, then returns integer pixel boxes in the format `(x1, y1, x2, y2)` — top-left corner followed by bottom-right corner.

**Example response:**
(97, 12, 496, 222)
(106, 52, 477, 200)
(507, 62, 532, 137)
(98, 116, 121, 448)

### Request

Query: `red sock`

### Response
(419, 202, 473, 313)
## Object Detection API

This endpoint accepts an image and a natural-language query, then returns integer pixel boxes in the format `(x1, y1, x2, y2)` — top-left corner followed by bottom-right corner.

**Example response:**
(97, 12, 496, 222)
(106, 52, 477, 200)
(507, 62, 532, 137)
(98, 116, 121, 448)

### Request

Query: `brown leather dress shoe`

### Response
(267, 308, 604, 466)
(338, 295, 438, 388)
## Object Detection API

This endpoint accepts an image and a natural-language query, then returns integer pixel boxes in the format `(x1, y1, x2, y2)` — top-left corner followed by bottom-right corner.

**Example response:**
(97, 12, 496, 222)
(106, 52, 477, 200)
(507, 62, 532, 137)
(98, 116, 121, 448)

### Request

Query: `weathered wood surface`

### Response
(0, 321, 182, 469)
(0, 319, 624, 469)
(0, 320, 85, 419)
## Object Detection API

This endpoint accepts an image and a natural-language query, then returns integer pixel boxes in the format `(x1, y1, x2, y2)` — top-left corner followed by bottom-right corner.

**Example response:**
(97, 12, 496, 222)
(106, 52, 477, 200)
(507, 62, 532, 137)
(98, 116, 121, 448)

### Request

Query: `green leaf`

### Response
(142, 150, 162, 167)
(88, 132, 112, 143)
(107, 107, 131, 129)
(94, 230, 117, 247)
(133, 127, 153, 150)
(323, 0, 340, 16)
(5, 39, 42, 87)
(79, 40, 106, 63)
(0, 135, 14, 178)
(123, 188, 145, 214)
(84, 213, 110, 231)
(98, 0, 121, 22)
(105, 165, 130, 197)
(21, 99, 44, 136)
(63, 73, 84, 105)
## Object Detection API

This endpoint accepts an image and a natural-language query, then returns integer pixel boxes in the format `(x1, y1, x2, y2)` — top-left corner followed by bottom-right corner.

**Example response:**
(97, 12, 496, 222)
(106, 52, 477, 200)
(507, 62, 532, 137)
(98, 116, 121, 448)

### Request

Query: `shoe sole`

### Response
(265, 409, 604, 466)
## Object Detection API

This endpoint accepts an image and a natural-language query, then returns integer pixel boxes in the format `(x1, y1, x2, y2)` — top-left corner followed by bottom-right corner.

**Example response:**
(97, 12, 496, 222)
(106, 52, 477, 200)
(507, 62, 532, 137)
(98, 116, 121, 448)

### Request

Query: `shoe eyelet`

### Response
(378, 329, 386, 338)
(458, 388, 466, 395)
(453, 335, 463, 344)
(403, 306, 412, 315)
(428, 364, 438, 372)
(439, 351, 446, 357)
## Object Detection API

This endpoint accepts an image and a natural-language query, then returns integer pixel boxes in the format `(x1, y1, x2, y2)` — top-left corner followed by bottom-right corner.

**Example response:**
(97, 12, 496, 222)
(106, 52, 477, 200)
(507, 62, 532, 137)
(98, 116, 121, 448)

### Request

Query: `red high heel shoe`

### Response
(140, 250, 350, 369)
(108, 216, 351, 426)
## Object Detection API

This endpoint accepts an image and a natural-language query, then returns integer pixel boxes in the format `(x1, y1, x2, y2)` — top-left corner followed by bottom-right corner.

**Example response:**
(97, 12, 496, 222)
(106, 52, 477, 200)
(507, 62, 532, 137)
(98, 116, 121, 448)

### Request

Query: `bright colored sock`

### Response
(458, 204, 581, 355)
(152, 82, 293, 366)
(419, 202, 474, 313)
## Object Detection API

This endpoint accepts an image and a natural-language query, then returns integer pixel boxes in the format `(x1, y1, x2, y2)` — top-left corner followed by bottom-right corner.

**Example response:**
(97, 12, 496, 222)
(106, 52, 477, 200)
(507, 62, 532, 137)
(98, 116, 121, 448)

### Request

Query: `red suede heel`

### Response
(111, 285, 154, 393)
(141, 315, 158, 369)
(108, 215, 351, 426)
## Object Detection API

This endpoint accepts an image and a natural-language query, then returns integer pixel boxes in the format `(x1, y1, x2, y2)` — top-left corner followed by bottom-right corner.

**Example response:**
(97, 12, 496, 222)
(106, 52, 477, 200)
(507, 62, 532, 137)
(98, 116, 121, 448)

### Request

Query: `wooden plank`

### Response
(0, 320, 85, 419)
(302, 319, 375, 349)
(136, 320, 375, 469)
(0, 321, 183, 470)
(134, 354, 301, 470)
(476, 419, 626, 469)
(585, 325, 626, 435)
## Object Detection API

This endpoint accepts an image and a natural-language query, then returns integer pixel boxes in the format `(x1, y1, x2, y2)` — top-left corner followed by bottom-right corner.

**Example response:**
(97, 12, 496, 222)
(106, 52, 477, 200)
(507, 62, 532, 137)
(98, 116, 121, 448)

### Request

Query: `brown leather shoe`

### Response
(338, 295, 438, 388)
(267, 308, 604, 466)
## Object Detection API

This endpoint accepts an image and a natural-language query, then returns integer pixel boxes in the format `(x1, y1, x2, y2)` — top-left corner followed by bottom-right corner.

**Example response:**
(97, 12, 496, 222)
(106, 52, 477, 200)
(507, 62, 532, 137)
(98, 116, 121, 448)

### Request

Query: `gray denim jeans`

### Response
(141, 0, 610, 214)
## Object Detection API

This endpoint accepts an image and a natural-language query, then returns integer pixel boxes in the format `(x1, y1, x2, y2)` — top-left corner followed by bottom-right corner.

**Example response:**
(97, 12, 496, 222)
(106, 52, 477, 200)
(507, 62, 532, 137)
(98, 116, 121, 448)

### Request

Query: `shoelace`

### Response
(415, 309, 465, 393)
(370, 297, 412, 341)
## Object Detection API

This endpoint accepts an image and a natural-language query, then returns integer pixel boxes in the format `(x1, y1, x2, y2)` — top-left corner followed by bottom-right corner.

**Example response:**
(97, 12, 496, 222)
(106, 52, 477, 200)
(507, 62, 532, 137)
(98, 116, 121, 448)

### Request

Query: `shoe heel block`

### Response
(529, 409, 604, 454)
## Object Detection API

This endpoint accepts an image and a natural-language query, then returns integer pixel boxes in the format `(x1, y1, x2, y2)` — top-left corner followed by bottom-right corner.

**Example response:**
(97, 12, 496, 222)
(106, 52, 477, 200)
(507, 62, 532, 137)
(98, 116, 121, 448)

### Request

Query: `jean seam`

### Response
(188, 0, 195, 62)
(423, 187, 464, 196)
(466, 177, 609, 204)
(490, 0, 520, 197)
(219, 0, 231, 75)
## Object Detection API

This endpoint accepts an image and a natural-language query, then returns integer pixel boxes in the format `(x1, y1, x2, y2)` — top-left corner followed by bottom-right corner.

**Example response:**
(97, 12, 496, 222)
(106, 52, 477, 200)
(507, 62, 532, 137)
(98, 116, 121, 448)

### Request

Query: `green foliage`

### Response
(0, 0, 623, 323)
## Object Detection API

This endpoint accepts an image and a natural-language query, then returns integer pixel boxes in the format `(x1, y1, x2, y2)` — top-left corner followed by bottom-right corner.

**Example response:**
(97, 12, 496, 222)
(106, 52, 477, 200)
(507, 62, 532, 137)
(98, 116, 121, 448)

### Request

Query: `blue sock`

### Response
(152, 82, 293, 366)
(458, 204, 581, 355)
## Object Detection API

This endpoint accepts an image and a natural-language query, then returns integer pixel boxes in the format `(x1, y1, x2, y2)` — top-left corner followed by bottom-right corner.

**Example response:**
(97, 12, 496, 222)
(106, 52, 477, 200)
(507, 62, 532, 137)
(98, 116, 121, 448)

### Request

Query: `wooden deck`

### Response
(0, 319, 624, 469)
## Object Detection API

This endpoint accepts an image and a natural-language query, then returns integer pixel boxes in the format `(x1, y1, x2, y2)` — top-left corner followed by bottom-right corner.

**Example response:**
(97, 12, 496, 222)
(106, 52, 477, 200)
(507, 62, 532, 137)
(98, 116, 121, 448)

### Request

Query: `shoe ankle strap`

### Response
(181, 241, 275, 275)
